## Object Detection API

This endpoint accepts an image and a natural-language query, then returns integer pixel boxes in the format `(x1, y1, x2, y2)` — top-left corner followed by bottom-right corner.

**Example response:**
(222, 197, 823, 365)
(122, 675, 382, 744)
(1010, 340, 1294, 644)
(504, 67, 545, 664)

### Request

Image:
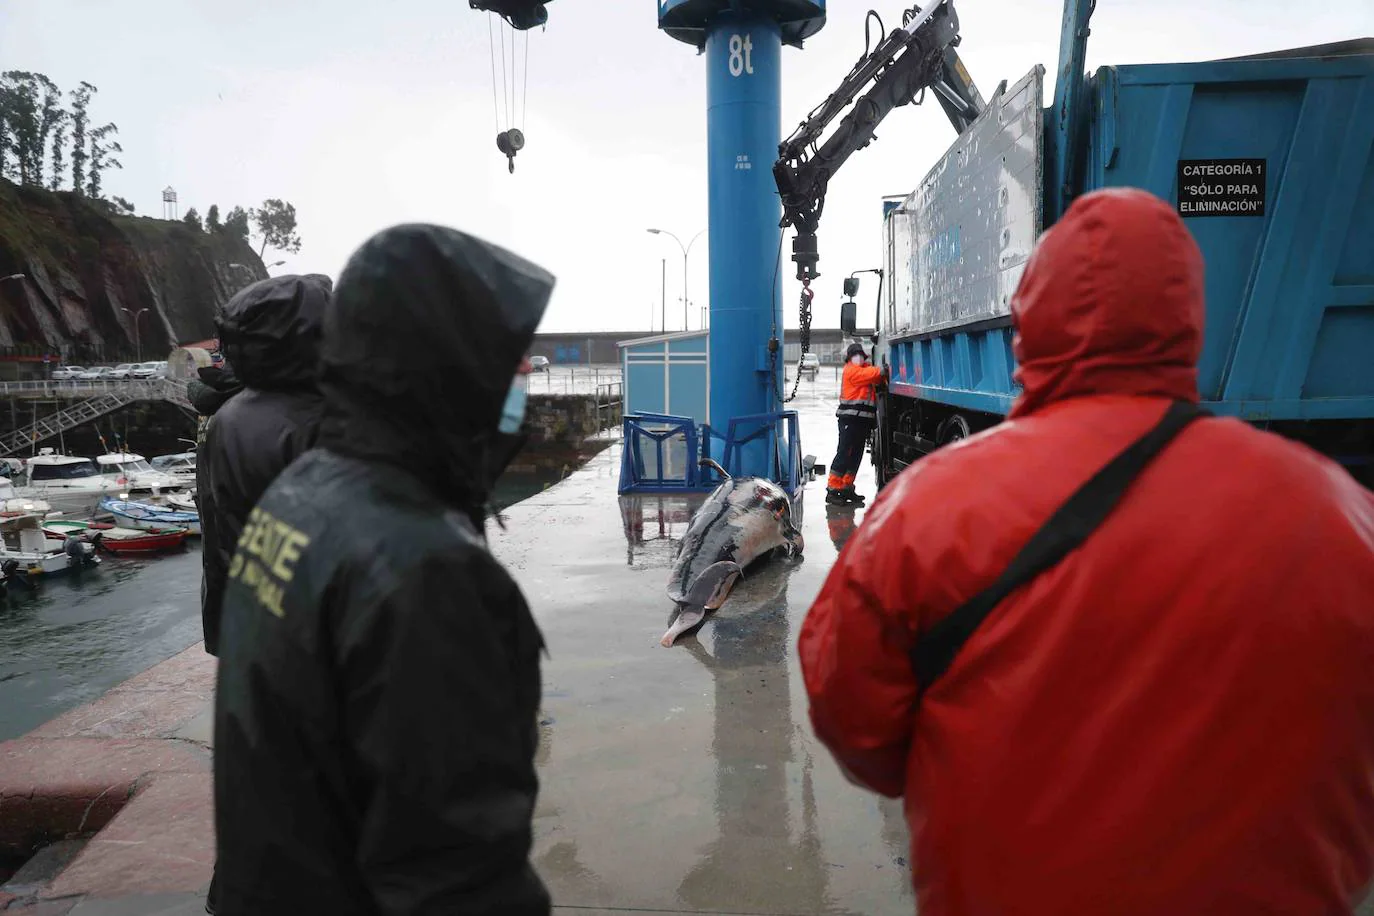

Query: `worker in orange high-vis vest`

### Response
(827, 342, 885, 506)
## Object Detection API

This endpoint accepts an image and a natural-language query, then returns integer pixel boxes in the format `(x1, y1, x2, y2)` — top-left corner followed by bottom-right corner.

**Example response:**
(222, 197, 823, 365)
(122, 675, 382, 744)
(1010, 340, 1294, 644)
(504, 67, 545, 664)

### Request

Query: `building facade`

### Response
(534, 328, 851, 366)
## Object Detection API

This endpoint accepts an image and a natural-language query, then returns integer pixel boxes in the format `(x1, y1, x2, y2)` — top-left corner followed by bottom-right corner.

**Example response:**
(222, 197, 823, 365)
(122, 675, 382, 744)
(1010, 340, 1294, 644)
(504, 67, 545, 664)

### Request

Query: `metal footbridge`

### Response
(0, 379, 195, 457)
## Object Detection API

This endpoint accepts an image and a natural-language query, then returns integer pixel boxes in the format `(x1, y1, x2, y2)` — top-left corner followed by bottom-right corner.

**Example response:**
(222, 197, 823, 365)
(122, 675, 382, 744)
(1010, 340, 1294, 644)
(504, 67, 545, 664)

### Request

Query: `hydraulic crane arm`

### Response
(774, 1, 984, 282)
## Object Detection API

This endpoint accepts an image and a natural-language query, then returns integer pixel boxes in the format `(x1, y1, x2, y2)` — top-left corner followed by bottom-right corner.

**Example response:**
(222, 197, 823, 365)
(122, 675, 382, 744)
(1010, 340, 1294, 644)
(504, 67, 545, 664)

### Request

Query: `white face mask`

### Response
(498, 374, 529, 434)
(850, 354, 864, 365)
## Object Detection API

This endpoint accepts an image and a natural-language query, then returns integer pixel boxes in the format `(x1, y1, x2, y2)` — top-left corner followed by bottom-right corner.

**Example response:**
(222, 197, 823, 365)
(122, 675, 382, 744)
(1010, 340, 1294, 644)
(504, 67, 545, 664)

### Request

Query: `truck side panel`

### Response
(886, 67, 1045, 340)
(1089, 56, 1374, 421)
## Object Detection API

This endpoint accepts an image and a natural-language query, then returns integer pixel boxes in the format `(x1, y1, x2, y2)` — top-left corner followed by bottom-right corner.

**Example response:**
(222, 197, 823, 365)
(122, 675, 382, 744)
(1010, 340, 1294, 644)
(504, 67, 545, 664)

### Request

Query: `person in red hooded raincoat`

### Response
(797, 187, 1374, 915)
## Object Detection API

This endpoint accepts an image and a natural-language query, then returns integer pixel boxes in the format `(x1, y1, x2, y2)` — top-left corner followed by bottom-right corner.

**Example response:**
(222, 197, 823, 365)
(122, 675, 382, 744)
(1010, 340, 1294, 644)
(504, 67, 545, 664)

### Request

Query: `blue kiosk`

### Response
(619, 0, 826, 496)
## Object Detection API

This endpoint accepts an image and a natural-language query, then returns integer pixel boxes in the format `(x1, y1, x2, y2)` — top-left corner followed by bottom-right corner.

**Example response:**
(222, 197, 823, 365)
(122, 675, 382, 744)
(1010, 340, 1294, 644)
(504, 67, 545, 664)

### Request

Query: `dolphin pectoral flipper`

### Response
(685, 560, 743, 610)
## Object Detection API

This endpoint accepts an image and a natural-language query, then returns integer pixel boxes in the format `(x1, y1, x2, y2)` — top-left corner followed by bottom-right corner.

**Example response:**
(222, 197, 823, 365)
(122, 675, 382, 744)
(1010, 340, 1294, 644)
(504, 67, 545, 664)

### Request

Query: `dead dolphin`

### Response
(661, 459, 804, 646)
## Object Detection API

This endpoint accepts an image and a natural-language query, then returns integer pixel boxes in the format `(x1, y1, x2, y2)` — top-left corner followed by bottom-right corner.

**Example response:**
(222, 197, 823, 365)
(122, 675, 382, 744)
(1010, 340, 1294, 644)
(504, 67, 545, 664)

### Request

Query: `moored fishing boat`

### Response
(0, 514, 100, 575)
(165, 492, 197, 513)
(98, 497, 201, 536)
(42, 519, 188, 554)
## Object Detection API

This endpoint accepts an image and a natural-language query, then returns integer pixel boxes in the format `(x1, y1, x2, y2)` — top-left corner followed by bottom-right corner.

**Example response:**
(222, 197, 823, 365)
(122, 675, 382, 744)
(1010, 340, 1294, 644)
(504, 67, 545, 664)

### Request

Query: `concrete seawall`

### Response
(0, 645, 215, 912)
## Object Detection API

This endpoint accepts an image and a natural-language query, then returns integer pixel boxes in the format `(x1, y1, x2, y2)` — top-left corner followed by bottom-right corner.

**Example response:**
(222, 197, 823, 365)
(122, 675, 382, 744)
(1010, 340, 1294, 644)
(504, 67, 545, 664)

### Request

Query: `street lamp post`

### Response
(121, 307, 149, 362)
(647, 227, 707, 331)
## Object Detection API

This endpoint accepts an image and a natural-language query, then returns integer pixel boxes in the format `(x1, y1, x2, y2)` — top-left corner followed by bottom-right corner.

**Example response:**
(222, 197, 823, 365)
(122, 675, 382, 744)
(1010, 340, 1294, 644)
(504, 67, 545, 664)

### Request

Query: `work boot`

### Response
(825, 488, 849, 506)
(841, 486, 866, 505)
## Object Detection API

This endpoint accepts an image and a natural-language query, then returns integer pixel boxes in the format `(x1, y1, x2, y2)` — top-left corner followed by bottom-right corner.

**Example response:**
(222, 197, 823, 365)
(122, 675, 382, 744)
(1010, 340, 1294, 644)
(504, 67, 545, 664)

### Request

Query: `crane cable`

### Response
(485, 13, 532, 171)
(487, 15, 502, 132)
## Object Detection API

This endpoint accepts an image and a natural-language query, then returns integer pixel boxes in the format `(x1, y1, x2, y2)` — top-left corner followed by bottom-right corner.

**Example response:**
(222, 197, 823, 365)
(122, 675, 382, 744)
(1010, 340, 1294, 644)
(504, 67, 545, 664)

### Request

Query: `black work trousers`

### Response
(829, 418, 872, 489)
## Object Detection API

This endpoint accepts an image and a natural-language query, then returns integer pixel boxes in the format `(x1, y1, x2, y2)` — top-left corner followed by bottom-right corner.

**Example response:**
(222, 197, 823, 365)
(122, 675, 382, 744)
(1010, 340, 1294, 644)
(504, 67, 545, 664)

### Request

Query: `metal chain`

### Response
(783, 283, 814, 403)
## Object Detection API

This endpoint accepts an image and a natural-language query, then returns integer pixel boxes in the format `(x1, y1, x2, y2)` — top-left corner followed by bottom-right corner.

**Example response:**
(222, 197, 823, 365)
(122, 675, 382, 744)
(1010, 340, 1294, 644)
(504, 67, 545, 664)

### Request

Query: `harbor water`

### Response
(0, 466, 580, 742)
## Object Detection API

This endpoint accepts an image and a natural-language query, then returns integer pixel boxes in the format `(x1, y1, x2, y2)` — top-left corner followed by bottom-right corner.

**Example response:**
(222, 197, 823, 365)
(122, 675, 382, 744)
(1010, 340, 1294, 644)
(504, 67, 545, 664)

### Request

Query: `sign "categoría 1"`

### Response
(1177, 158, 1267, 217)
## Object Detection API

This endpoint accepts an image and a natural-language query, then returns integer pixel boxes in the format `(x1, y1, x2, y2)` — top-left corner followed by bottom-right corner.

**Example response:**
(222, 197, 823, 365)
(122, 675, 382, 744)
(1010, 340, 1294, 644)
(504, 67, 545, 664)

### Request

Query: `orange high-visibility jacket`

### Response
(837, 362, 883, 421)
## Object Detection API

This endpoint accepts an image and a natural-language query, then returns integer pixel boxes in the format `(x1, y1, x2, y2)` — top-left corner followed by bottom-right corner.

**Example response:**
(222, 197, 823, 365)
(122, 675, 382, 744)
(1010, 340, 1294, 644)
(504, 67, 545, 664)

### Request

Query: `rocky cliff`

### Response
(0, 180, 267, 364)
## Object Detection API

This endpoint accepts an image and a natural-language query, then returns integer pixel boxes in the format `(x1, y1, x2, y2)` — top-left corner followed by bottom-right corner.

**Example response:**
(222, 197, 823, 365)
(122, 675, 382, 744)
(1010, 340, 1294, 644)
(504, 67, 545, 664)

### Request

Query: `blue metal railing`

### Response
(619, 410, 805, 497)
(617, 413, 700, 493)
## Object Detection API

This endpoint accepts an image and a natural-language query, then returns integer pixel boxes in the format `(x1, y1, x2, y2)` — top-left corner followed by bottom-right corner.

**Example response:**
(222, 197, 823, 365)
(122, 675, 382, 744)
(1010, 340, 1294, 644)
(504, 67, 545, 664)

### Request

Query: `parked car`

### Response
(529, 355, 550, 372)
(79, 367, 114, 380)
(109, 363, 138, 380)
(51, 366, 84, 380)
(799, 353, 820, 379)
(129, 361, 163, 379)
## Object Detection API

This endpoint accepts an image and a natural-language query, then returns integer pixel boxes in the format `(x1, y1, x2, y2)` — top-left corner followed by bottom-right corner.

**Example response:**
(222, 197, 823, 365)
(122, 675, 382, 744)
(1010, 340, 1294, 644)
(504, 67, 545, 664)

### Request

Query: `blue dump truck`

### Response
(808, 6, 1374, 488)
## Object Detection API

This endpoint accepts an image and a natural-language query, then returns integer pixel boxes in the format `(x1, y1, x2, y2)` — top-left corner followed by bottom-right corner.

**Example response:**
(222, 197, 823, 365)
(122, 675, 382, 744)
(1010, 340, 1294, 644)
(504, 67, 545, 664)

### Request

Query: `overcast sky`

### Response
(3, 1, 1370, 333)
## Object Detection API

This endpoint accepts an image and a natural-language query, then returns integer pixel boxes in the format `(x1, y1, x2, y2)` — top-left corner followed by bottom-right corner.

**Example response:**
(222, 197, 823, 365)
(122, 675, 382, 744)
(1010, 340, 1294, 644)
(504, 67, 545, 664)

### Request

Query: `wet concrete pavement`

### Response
(489, 378, 915, 915)
(5, 368, 1373, 914)
(0, 373, 910, 914)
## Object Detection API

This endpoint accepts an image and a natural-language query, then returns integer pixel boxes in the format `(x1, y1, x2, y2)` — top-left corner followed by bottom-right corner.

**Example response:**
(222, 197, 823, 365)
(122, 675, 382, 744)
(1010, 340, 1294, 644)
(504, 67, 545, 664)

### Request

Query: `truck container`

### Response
(856, 9, 1374, 489)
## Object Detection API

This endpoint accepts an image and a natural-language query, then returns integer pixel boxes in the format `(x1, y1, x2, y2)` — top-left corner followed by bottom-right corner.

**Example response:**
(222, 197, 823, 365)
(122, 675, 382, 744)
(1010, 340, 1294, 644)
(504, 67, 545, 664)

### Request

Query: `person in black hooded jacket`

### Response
(197, 273, 332, 657)
(212, 224, 554, 915)
(187, 362, 244, 429)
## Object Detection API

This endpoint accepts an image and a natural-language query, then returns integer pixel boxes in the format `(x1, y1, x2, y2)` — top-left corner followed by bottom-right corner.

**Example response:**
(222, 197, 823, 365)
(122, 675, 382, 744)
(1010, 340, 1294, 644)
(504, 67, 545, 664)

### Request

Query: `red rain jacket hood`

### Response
(798, 188, 1374, 915)
(1009, 188, 1205, 415)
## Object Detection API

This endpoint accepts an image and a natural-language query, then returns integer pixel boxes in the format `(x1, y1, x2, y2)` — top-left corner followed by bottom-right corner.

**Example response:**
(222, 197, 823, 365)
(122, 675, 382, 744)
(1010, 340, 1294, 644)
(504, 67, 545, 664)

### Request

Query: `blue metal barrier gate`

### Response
(619, 411, 806, 498)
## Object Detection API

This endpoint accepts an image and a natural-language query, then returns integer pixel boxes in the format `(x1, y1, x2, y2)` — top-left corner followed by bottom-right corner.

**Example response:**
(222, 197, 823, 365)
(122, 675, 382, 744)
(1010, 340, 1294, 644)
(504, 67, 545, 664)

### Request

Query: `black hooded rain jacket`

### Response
(212, 224, 554, 915)
(198, 274, 331, 655)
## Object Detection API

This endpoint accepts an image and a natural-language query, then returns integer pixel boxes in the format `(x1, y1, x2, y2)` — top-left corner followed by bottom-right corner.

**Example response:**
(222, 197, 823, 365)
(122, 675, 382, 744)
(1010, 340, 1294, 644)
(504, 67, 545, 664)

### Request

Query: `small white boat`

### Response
(0, 513, 100, 576)
(97, 453, 183, 494)
(149, 452, 198, 488)
(99, 497, 201, 536)
(0, 476, 50, 518)
(18, 449, 121, 495)
(165, 492, 197, 513)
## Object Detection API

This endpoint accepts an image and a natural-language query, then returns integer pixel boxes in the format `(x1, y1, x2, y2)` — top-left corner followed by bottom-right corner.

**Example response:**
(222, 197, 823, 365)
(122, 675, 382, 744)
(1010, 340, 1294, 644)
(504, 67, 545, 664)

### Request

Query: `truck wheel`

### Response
(939, 414, 971, 445)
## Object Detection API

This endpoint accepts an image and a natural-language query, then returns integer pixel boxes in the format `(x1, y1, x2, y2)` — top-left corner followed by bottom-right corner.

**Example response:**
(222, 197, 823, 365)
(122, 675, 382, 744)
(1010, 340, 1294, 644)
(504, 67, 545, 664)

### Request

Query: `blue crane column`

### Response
(658, 0, 826, 479)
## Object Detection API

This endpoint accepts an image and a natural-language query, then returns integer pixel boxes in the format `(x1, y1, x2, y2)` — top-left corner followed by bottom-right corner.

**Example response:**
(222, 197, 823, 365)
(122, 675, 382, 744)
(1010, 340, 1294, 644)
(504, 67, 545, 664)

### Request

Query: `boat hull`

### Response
(43, 521, 188, 554)
(99, 498, 201, 536)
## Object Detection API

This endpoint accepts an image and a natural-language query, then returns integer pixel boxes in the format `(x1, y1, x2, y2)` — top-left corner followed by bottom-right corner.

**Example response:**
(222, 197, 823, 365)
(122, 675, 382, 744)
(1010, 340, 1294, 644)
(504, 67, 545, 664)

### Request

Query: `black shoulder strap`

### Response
(911, 400, 1209, 691)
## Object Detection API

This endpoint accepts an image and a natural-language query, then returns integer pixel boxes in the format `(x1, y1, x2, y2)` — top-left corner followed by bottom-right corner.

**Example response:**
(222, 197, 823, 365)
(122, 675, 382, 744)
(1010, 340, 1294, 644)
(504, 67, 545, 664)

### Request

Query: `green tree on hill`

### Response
(223, 206, 251, 241)
(68, 81, 96, 193)
(0, 74, 120, 200)
(48, 109, 69, 191)
(0, 71, 42, 185)
(0, 73, 301, 256)
(183, 207, 203, 230)
(33, 74, 63, 183)
(86, 122, 121, 199)
(251, 199, 302, 258)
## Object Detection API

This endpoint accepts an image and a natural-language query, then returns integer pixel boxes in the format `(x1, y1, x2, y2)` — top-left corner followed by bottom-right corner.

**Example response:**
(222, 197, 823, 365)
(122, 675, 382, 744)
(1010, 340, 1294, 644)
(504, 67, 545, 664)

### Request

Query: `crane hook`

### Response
(496, 128, 525, 173)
